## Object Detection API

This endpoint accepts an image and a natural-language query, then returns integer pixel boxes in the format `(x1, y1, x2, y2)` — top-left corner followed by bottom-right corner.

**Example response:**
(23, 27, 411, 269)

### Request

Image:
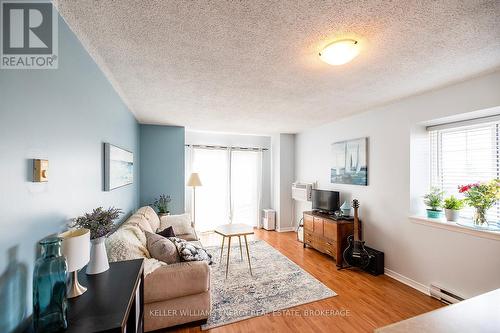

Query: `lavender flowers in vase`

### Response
(151, 194, 172, 217)
(73, 207, 122, 274)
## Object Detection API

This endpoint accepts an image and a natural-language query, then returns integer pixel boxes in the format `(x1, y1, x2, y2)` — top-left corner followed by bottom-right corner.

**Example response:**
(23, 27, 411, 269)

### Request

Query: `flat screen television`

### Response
(311, 189, 340, 214)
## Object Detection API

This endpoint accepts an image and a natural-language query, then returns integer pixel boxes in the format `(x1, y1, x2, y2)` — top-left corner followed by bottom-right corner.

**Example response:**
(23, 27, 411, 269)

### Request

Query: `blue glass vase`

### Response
(33, 237, 68, 332)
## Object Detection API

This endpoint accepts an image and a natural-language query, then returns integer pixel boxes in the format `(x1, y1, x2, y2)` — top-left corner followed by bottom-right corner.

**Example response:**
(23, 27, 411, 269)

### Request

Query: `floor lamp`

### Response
(187, 173, 202, 227)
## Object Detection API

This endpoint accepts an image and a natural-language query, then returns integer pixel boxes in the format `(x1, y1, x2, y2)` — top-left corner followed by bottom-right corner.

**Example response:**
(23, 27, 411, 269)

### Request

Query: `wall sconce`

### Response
(33, 159, 48, 182)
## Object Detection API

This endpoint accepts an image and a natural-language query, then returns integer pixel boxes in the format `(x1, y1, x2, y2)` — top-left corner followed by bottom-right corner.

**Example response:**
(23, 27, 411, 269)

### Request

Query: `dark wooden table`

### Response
(25, 259, 144, 333)
(66, 259, 144, 333)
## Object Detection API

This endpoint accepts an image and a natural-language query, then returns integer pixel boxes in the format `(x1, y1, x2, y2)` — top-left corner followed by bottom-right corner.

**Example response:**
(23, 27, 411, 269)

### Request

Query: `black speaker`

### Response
(363, 246, 384, 276)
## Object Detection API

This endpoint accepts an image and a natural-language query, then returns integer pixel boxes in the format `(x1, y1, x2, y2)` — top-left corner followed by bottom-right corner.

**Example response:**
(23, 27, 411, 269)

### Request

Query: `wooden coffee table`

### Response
(214, 223, 254, 278)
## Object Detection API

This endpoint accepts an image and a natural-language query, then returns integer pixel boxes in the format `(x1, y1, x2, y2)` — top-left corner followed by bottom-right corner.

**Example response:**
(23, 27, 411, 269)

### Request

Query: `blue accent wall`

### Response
(0, 16, 139, 332)
(139, 125, 185, 214)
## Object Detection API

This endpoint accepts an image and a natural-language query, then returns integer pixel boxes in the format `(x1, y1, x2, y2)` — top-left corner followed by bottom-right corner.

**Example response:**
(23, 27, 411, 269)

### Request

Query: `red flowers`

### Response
(458, 183, 479, 193)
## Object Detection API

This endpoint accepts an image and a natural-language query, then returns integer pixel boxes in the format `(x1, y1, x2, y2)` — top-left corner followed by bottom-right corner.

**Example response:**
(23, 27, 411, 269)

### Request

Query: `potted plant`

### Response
(151, 194, 172, 217)
(423, 187, 444, 218)
(459, 180, 500, 226)
(73, 206, 122, 274)
(443, 195, 463, 222)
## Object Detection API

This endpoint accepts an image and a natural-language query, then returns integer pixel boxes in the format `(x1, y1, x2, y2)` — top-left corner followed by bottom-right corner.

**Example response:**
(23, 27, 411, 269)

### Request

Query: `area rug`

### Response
(201, 240, 336, 330)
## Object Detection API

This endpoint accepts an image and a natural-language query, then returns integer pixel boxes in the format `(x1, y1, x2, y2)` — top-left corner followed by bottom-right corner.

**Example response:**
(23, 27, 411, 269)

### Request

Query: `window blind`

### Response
(429, 121, 500, 221)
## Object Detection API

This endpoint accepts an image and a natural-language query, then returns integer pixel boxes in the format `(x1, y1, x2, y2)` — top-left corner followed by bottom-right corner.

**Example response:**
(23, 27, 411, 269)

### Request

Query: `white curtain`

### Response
(190, 148, 230, 232)
(186, 146, 263, 231)
(231, 150, 262, 227)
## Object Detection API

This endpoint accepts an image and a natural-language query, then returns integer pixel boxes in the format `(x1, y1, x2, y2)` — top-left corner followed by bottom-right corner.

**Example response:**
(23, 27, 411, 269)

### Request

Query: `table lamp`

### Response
(59, 228, 90, 298)
(187, 172, 202, 227)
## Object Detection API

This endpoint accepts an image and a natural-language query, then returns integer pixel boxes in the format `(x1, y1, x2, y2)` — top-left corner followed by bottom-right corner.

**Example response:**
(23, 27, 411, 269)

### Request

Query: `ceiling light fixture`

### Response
(319, 39, 360, 66)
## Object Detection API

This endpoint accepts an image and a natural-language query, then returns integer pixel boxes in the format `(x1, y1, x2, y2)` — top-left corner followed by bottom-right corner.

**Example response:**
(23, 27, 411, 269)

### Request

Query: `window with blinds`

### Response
(429, 120, 500, 221)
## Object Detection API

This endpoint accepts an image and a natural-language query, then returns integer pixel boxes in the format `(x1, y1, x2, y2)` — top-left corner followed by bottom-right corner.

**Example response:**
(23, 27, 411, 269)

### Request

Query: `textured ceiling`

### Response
(54, 0, 500, 134)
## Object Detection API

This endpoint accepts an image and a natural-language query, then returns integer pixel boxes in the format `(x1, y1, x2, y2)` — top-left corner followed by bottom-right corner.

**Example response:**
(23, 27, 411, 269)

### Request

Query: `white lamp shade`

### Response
(187, 172, 202, 187)
(59, 228, 90, 272)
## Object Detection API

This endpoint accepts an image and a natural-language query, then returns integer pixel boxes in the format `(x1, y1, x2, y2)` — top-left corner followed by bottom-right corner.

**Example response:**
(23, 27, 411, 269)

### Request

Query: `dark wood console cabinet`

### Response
(24, 259, 144, 333)
(66, 259, 145, 333)
(303, 211, 361, 268)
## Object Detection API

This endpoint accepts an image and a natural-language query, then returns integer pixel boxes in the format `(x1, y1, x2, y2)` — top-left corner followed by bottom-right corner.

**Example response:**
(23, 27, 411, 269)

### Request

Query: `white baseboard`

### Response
(384, 268, 430, 296)
(276, 227, 296, 232)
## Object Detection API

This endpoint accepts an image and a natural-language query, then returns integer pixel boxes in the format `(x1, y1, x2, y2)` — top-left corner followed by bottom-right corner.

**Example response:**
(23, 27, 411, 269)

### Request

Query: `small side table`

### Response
(214, 224, 254, 278)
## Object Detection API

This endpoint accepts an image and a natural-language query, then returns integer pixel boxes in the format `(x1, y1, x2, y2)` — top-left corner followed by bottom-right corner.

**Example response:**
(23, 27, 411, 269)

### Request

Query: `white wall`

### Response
(271, 134, 295, 231)
(185, 130, 272, 214)
(0, 18, 139, 331)
(271, 134, 281, 222)
(295, 70, 500, 298)
(279, 134, 295, 230)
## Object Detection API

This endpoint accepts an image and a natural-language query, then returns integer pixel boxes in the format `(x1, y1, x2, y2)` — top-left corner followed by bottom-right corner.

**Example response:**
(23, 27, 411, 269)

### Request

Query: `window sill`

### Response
(409, 216, 500, 241)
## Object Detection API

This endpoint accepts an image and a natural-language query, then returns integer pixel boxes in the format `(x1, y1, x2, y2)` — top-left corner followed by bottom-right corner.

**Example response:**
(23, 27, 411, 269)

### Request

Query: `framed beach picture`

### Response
(104, 143, 134, 191)
(330, 137, 368, 186)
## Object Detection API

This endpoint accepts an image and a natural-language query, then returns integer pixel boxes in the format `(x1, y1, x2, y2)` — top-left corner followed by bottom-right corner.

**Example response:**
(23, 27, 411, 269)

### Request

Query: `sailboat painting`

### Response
(330, 137, 368, 186)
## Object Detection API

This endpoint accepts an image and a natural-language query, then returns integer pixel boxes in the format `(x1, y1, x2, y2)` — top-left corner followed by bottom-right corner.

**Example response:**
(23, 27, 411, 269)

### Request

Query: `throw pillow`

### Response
(159, 213, 194, 236)
(136, 206, 161, 232)
(168, 237, 212, 264)
(157, 226, 176, 238)
(145, 232, 180, 265)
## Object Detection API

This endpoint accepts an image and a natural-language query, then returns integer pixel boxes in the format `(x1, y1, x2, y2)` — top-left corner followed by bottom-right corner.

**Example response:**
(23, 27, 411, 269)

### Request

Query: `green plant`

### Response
(73, 207, 122, 239)
(423, 187, 444, 211)
(151, 194, 172, 214)
(458, 180, 500, 210)
(443, 195, 464, 210)
(458, 180, 500, 225)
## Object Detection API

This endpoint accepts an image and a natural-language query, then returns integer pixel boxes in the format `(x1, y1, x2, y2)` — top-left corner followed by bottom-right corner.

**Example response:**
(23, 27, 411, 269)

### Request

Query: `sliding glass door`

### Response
(187, 147, 262, 231)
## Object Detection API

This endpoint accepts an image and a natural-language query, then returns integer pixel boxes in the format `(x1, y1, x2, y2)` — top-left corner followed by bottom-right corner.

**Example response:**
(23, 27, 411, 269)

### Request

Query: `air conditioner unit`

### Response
(292, 182, 313, 202)
(262, 209, 276, 231)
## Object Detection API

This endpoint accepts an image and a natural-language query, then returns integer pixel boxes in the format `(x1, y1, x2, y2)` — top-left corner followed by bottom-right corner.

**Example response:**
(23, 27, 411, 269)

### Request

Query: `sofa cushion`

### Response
(124, 214, 154, 234)
(159, 213, 194, 236)
(145, 232, 180, 265)
(188, 240, 203, 248)
(144, 291, 210, 332)
(177, 232, 198, 241)
(144, 261, 210, 303)
(136, 206, 160, 232)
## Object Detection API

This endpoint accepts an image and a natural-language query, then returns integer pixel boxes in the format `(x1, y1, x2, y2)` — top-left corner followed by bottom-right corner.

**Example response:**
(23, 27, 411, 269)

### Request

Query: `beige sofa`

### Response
(106, 206, 211, 331)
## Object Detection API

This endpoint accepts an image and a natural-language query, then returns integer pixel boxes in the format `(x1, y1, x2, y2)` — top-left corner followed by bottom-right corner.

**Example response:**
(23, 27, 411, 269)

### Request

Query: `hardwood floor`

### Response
(166, 229, 443, 333)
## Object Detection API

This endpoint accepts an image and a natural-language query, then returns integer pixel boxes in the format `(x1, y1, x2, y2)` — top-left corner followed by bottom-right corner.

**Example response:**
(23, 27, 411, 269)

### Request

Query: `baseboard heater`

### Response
(429, 284, 465, 304)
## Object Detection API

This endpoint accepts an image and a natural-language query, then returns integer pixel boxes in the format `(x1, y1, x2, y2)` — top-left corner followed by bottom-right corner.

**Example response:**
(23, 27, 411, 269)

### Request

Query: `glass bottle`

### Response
(33, 237, 68, 332)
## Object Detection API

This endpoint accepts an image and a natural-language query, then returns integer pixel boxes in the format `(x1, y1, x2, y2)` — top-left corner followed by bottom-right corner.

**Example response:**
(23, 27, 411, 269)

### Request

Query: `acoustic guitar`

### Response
(343, 199, 370, 269)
